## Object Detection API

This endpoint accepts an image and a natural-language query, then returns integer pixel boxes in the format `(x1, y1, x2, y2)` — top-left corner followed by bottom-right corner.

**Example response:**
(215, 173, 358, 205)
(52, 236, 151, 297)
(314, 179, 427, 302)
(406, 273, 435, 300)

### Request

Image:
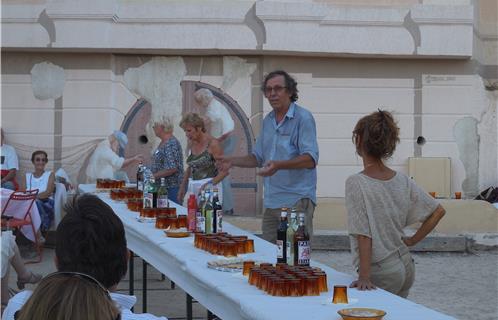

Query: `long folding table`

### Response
(79, 184, 456, 320)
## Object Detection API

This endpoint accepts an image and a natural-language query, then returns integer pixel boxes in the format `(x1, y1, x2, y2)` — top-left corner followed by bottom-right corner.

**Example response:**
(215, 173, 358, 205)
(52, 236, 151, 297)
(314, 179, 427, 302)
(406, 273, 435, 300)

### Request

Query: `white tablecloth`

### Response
(1, 188, 41, 242)
(78, 184, 455, 320)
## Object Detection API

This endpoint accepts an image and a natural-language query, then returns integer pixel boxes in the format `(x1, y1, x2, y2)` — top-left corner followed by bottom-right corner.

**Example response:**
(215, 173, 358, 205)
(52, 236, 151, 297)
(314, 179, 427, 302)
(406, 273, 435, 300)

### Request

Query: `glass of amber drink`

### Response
(243, 261, 255, 276)
(244, 239, 255, 253)
(177, 214, 188, 228)
(332, 285, 348, 304)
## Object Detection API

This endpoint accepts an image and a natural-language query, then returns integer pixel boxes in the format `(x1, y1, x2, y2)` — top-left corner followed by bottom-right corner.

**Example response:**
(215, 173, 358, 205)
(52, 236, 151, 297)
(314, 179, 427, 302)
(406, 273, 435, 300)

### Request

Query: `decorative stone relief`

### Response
(30, 61, 65, 100)
(124, 56, 187, 152)
(222, 57, 257, 92)
(454, 117, 480, 197)
(476, 78, 497, 190)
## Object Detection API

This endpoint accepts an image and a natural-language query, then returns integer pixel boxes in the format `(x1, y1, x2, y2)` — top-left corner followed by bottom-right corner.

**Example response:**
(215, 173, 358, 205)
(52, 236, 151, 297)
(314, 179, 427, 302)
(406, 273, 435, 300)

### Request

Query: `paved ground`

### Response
(7, 246, 497, 320)
(313, 250, 498, 320)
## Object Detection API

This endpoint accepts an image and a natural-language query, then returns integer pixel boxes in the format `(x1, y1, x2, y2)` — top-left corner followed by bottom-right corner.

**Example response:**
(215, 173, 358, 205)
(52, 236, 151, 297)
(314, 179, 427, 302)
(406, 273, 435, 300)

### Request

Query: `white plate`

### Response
(135, 216, 156, 223)
(207, 258, 244, 273)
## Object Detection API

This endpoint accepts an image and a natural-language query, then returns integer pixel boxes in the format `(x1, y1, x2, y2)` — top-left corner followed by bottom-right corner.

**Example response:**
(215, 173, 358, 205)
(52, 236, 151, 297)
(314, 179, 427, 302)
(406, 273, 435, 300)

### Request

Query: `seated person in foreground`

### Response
(2, 194, 168, 320)
(13, 272, 120, 320)
(1, 230, 42, 312)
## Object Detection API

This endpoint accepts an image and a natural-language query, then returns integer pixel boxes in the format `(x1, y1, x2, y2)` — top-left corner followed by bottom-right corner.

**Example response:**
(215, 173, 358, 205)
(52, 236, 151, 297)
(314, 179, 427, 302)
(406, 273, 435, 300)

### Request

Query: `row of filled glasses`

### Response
(194, 233, 255, 257)
(126, 198, 144, 212)
(111, 188, 142, 200)
(247, 263, 328, 297)
(138, 207, 177, 219)
(96, 179, 126, 189)
(156, 214, 187, 230)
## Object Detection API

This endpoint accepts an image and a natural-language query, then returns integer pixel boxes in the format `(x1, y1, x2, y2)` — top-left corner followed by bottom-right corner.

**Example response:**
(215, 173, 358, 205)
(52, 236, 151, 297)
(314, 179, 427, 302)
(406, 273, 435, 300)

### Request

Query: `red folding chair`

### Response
(1, 189, 42, 263)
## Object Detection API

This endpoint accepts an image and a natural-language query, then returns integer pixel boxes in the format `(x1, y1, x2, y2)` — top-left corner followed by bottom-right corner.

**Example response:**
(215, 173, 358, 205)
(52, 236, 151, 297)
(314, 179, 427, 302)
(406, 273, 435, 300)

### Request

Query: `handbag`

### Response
(474, 186, 498, 203)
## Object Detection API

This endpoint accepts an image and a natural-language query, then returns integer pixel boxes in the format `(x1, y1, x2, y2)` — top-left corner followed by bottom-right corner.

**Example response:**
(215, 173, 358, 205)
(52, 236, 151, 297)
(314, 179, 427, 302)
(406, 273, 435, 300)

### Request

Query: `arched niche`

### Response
(182, 81, 257, 216)
(119, 82, 258, 216)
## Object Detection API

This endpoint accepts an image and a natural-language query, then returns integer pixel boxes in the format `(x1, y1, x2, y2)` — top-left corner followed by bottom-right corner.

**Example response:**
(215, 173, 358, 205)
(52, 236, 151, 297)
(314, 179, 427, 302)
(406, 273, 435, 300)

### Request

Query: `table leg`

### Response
(129, 250, 134, 312)
(186, 293, 193, 320)
(207, 310, 214, 320)
(142, 259, 147, 313)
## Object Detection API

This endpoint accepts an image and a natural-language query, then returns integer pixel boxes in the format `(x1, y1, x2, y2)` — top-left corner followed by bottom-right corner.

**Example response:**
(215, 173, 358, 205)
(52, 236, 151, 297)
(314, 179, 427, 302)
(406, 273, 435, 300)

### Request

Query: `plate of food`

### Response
(207, 258, 244, 272)
(338, 308, 386, 320)
(164, 228, 190, 238)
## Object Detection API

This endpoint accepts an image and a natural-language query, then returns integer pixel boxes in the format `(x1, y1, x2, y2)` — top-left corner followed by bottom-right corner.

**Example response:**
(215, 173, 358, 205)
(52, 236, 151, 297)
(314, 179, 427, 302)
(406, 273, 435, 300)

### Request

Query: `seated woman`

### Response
(13, 272, 120, 320)
(21, 151, 55, 234)
(178, 113, 228, 204)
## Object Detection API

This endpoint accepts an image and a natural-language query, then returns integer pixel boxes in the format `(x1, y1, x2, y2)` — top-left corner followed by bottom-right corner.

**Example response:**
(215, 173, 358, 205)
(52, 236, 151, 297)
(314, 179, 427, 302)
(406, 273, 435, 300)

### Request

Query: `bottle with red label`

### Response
(293, 213, 310, 266)
(187, 194, 197, 232)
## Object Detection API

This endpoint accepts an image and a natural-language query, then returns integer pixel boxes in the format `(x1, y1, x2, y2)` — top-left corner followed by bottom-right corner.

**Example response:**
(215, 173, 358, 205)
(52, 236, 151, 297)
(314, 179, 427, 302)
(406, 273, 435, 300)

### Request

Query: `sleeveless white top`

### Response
(26, 171, 52, 195)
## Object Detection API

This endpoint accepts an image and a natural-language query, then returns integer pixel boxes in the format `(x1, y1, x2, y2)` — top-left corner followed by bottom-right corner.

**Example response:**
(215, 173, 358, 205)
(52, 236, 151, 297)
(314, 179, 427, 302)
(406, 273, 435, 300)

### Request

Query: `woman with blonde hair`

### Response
(151, 115, 184, 204)
(14, 272, 121, 320)
(178, 113, 228, 203)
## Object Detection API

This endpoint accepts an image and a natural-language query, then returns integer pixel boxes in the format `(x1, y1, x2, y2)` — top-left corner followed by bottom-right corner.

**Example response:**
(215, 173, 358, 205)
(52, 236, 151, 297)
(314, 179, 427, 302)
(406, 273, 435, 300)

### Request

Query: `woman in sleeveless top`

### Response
(178, 113, 228, 204)
(22, 150, 55, 233)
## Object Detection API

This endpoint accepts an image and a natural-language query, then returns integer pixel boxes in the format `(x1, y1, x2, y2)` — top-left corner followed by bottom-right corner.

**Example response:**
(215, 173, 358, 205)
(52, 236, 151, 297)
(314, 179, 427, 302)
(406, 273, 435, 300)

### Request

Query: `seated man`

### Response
(2, 194, 168, 320)
(0, 129, 19, 190)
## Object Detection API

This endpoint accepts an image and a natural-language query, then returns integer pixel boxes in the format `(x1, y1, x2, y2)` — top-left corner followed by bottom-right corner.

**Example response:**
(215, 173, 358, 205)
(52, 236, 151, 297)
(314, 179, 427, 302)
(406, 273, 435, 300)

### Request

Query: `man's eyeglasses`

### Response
(263, 85, 286, 96)
(34, 158, 47, 163)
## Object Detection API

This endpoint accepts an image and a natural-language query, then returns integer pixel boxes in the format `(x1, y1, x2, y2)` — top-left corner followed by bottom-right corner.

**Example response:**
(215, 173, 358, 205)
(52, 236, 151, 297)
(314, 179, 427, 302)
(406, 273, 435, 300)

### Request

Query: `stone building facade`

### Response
(2, 0, 497, 215)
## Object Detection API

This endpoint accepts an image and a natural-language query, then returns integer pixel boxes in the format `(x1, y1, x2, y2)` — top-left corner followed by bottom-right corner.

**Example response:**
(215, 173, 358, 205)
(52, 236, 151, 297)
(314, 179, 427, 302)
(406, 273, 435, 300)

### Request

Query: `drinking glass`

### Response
(243, 261, 255, 276)
(244, 239, 255, 253)
(155, 215, 168, 229)
(313, 272, 328, 292)
(224, 241, 238, 257)
(177, 215, 188, 228)
(332, 285, 348, 304)
(305, 276, 320, 296)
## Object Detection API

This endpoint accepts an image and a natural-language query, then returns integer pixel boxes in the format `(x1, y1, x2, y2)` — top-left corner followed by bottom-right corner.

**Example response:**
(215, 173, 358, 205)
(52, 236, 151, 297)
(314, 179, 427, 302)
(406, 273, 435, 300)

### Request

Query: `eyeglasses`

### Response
(34, 158, 47, 163)
(263, 85, 287, 96)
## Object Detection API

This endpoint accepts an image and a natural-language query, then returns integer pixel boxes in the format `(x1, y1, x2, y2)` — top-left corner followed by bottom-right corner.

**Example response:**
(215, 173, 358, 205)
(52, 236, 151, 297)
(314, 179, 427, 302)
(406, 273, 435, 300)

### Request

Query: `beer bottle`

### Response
(136, 162, 145, 192)
(212, 187, 223, 233)
(196, 208, 205, 233)
(187, 194, 197, 232)
(203, 188, 213, 234)
(276, 207, 288, 264)
(157, 178, 168, 208)
(286, 207, 298, 265)
(294, 213, 310, 266)
(143, 173, 155, 208)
